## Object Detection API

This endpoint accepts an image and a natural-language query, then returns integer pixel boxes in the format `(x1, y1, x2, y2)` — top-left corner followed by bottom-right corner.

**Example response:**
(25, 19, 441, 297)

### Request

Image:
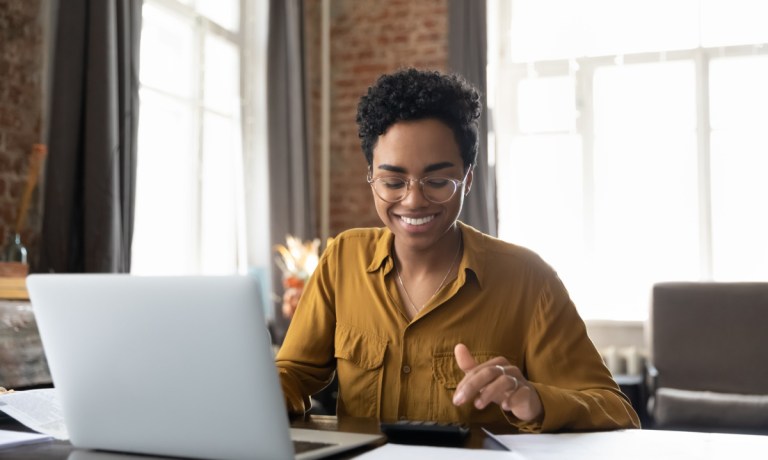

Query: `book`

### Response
(0, 277, 28, 300)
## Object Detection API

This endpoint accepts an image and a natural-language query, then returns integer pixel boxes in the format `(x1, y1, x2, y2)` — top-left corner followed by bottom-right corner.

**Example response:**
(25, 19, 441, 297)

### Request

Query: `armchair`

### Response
(647, 282, 768, 434)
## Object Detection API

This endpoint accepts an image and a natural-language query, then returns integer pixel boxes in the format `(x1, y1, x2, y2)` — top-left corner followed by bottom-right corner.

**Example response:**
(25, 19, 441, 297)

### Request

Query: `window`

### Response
(488, 0, 768, 320)
(133, 0, 267, 276)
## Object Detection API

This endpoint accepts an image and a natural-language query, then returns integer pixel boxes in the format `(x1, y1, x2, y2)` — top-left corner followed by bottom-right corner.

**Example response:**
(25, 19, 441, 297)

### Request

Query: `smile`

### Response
(400, 215, 435, 226)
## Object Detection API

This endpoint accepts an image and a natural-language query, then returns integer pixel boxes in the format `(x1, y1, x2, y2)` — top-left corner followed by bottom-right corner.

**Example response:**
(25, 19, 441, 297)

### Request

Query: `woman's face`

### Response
(370, 118, 472, 252)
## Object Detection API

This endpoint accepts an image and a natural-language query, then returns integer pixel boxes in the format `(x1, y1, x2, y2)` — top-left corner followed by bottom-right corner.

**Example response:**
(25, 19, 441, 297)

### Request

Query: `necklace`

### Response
(395, 237, 462, 316)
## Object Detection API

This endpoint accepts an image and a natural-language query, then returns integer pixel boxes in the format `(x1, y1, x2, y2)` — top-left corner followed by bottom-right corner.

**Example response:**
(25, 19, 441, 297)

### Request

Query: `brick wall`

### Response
(0, 0, 44, 265)
(305, 0, 449, 237)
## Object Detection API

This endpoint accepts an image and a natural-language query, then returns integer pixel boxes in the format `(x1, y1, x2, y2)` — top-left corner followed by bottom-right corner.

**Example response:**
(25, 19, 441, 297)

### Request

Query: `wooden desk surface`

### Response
(0, 414, 510, 459)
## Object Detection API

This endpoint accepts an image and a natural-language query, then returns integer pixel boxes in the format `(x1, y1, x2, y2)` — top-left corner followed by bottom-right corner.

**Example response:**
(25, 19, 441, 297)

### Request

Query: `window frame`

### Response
(489, 2, 768, 320)
(133, 0, 251, 275)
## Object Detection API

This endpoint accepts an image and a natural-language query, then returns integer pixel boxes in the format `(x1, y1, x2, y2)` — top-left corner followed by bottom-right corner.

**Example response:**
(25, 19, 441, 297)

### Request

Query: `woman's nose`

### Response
(400, 179, 430, 207)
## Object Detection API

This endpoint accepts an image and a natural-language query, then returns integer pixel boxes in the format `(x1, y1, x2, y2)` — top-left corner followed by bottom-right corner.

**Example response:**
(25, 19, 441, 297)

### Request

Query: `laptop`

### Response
(27, 274, 382, 460)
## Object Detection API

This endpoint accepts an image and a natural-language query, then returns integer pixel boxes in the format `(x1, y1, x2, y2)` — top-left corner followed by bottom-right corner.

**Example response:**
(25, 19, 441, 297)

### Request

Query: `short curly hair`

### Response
(356, 68, 482, 170)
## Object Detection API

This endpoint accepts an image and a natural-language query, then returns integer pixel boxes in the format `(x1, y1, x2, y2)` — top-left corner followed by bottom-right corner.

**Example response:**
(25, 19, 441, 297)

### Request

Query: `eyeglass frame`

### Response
(366, 166, 472, 204)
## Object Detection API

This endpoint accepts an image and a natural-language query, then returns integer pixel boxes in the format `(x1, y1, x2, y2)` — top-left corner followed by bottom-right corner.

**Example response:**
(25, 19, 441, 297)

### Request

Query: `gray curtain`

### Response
(448, 0, 497, 236)
(267, 0, 315, 338)
(38, 0, 141, 273)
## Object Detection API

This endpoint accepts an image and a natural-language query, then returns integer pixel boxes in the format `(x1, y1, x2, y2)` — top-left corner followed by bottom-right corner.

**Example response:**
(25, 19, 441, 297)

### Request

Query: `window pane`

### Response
(204, 34, 240, 115)
(701, 0, 768, 47)
(198, 0, 239, 31)
(710, 55, 768, 130)
(498, 135, 584, 285)
(710, 55, 768, 280)
(200, 112, 242, 274)
(710, 133, 768, 280)
(517, 76, 576, 133)
(509, 0, 698, 62)
(135, 0, 251, 278)
(595, 62, 696, 132)
(140, 3, 195, 98)
(509, 0, 581, 62)
(581, 0, 699, 57)
(133, 90, 199, 274)
(590, 61, 699, 320)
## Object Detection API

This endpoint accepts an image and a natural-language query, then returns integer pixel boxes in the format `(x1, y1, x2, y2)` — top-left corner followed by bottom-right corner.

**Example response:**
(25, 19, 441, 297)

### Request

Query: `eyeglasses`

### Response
(367, 168, 471, 204)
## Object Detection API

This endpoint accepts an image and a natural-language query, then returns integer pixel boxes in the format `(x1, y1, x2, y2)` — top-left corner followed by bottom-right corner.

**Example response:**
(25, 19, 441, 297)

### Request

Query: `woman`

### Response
(276, 68, 639, 432)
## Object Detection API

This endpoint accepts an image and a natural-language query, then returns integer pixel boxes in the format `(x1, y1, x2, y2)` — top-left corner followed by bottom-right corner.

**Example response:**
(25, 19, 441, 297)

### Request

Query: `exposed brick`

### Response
(0, 202, 14, 226)
(0, 0, 44, 265)
(304, 0, 448, 236)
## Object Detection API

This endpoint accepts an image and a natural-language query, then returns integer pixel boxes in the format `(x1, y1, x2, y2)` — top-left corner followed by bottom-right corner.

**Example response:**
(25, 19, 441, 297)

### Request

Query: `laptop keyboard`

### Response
(294, 440, 337, 454)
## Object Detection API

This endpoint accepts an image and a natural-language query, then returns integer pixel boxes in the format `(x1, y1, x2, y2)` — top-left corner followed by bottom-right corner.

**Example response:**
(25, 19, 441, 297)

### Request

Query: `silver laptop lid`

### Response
(28, 274, 293, 460)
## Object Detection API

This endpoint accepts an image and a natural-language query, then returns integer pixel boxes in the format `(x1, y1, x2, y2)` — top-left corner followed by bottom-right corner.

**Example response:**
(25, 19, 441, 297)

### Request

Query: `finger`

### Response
(472, 368, 521, 410)
(501, 383, 542, 422)
(453, 359, 508, 406)
(453, 343, 478, 373)
(452, 344, 481, 406)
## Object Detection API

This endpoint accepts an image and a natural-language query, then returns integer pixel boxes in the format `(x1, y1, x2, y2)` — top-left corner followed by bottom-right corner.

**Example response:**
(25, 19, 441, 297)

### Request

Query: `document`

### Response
(360, 430, 768, 460)
(355, 443, 523, 459)
(0, 388, 69, 440)
(0, 429, 52, 449)
(491, 429, 768, 459)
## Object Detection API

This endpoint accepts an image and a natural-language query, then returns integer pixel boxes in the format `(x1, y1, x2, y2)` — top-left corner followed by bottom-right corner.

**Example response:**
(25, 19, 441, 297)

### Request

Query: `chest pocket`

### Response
(334, 323, 387, 417)
(431, 351, 516, 423)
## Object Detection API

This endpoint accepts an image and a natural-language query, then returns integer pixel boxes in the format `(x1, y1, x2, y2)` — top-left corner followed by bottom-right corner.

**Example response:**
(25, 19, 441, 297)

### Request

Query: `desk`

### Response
(0, 414, 508, 459)
(1, 414, 767, 459)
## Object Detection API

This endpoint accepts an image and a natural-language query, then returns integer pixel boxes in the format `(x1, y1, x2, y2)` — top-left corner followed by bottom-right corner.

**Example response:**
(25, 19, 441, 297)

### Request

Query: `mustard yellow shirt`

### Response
(276, 222, 640, 432)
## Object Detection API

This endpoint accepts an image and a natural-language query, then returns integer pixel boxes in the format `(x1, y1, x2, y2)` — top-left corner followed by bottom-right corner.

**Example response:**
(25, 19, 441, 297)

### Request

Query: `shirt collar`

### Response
(367, 227, 395, 274)
(365, 222, 487, 289)
(456, 221, 486, 289)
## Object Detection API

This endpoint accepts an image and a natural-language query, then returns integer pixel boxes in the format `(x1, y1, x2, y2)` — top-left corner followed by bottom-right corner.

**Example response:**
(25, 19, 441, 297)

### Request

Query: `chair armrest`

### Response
(644, 363, 659, 426)
(645, 363, 658, 394)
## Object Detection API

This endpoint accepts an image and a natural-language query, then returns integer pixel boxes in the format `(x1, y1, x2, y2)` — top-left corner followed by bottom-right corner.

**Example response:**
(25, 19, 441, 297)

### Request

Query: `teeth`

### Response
(401, 215, 434, 226)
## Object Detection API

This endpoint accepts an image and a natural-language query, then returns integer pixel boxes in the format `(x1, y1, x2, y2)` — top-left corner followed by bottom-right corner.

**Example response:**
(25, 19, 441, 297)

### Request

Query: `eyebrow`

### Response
(377, 162, 455, 174)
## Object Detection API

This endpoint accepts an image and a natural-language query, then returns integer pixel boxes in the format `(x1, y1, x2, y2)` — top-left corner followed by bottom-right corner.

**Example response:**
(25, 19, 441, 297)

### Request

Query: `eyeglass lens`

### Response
(371, 177, 458, 203)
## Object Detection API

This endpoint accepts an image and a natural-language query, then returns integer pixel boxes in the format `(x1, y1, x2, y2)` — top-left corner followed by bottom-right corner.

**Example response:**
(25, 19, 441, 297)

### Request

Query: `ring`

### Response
(495, 365, 520, 392)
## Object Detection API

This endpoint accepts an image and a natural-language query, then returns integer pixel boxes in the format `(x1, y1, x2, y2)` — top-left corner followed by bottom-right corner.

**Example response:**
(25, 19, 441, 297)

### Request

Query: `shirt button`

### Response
(402, 365, 411, 374)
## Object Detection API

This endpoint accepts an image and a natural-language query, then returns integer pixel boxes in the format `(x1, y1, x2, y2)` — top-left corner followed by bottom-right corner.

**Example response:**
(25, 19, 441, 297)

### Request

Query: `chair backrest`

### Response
(650, 282, 768, 395)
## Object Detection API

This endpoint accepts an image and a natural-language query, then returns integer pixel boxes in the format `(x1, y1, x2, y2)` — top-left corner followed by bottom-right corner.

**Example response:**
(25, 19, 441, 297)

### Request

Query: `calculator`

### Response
(380, 420, 470, 446)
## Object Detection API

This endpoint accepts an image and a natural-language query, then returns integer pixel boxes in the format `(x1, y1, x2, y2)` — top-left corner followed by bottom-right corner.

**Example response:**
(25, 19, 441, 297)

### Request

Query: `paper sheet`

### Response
(492, 429, 768, 460)
(0, 388, 69, 440)
(354, 443, 523, 459)
(0, 429, 52, 449)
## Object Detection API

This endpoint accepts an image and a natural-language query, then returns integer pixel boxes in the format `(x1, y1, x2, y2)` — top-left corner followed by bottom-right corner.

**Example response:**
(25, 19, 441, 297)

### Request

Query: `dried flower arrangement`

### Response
(274, 235, 321, 289)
